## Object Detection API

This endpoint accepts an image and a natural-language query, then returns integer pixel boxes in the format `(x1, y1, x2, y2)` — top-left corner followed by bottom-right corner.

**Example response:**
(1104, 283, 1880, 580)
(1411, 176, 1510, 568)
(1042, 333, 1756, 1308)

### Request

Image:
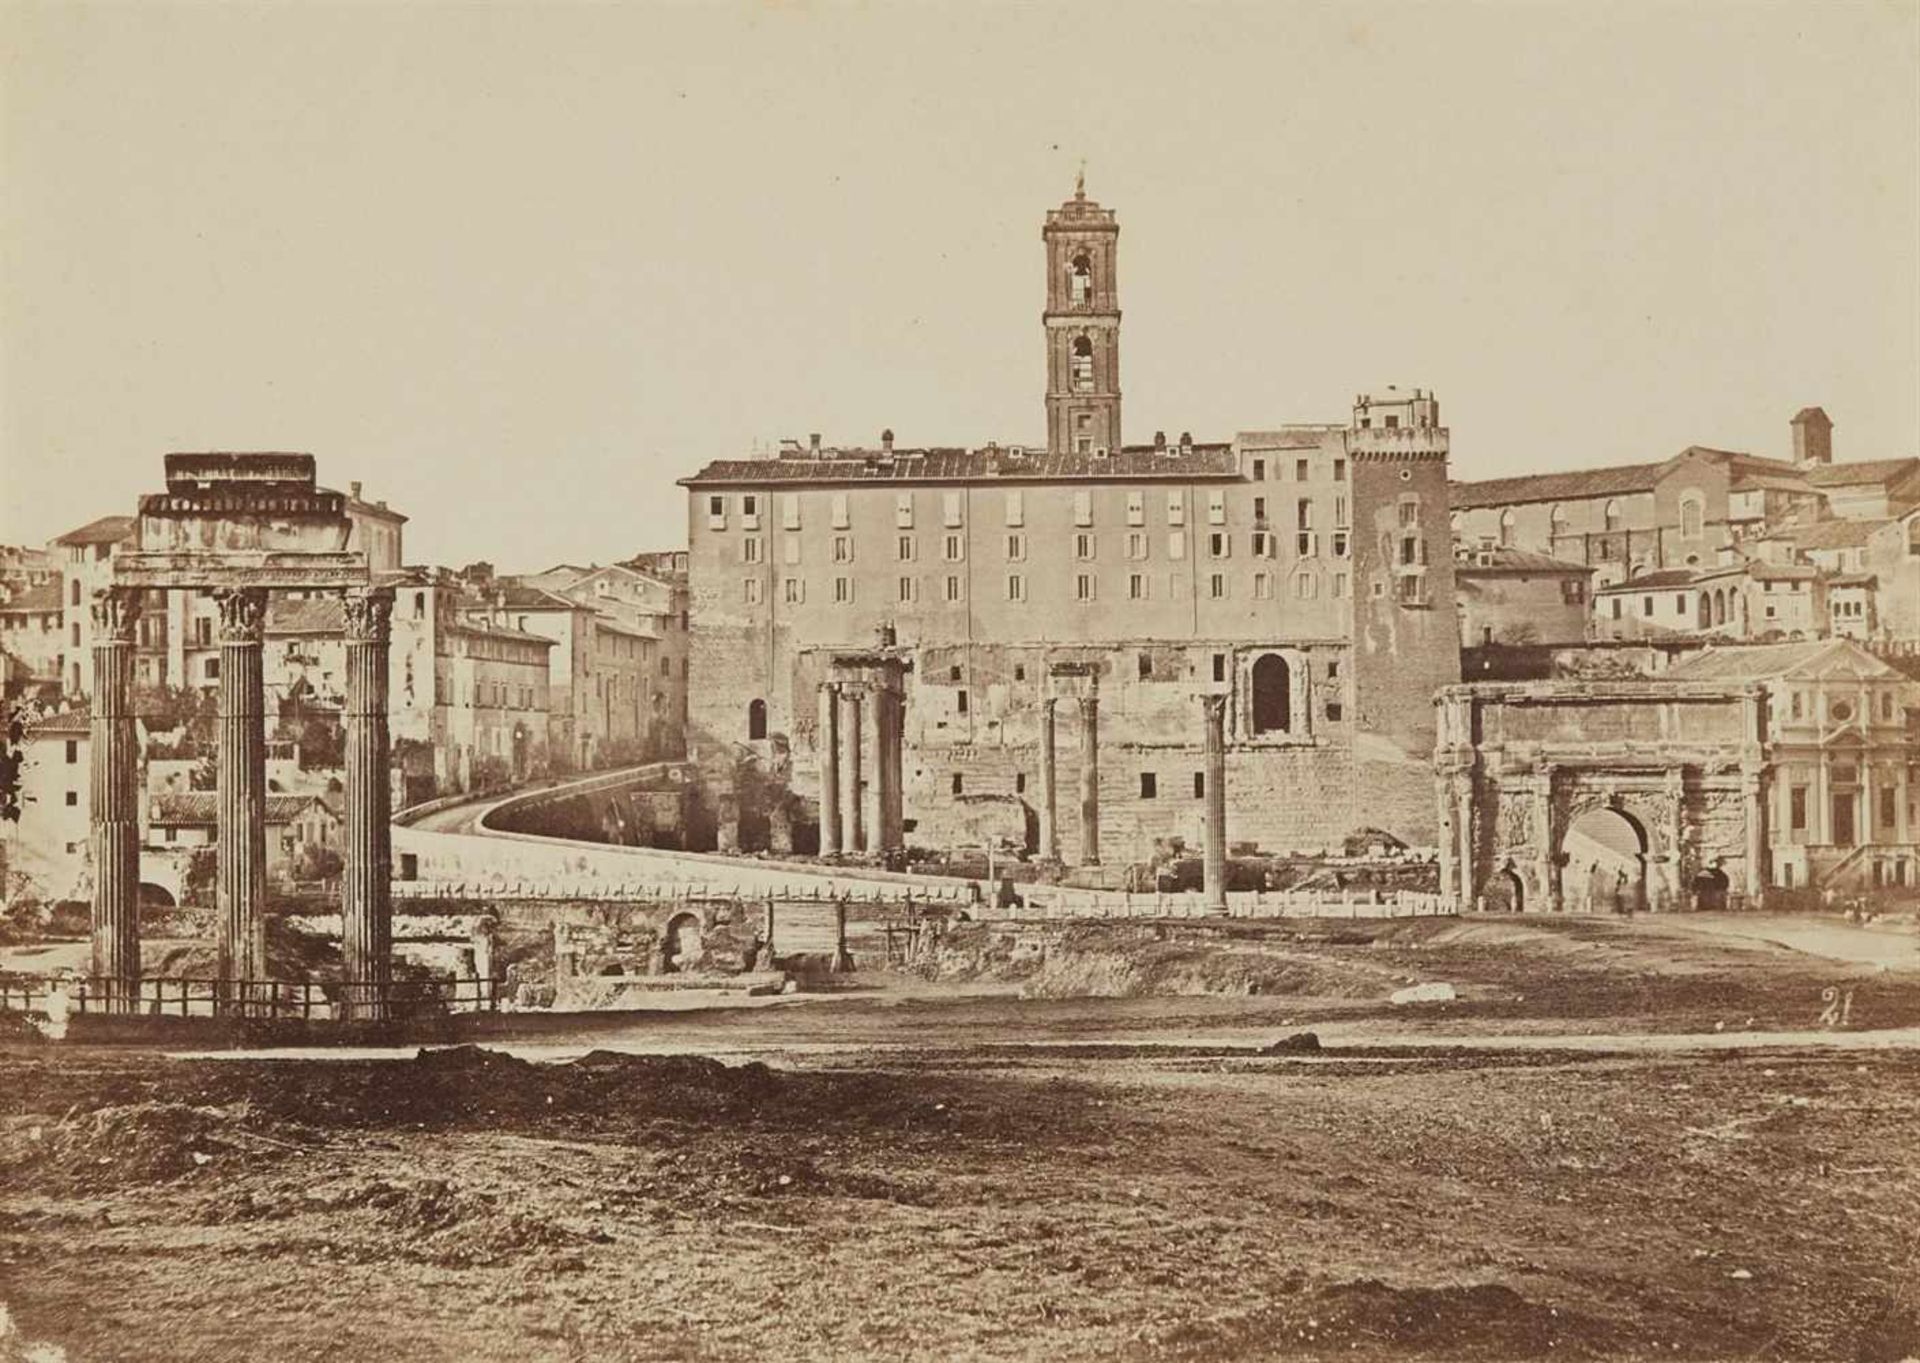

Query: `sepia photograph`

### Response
(1, 2, 1917, 1359)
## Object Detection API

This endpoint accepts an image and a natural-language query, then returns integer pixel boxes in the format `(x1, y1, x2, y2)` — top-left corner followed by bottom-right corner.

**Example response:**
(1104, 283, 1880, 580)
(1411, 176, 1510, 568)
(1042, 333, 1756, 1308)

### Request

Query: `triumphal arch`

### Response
(91, 454, 395, 1016)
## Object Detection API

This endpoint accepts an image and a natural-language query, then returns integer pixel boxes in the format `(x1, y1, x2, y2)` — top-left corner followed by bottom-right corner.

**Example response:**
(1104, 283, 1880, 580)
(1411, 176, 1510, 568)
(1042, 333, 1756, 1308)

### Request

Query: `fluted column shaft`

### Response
(818, 684, 841, 855)
(1078, 694, 1100, 866)
(343, 587, 395, 1019)
(1201, 694, 1228, 912)
(89, 589, 142, 1012)
(216, 588, 268, 995)
(841, 685, 865, 853)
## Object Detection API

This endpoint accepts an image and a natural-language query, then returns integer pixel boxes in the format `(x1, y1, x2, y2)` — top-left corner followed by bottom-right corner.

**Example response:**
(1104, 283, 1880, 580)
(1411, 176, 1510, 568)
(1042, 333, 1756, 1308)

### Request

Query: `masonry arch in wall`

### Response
(1561, 804, 1648, 914)
(1240, 648, 1311, 741)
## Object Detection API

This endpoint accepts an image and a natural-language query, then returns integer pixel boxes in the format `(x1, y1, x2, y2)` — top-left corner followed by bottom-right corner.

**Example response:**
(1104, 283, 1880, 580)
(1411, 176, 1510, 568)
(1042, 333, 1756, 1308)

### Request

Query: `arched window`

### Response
(1070, 336, 1095, 393)
(747, 698, 767, 741)
(1070, 252, 1092, 307)
(1549, 503, 1568, 534)
(1679, 493, 1704, 539)
(1498, 509, 1516, 547)
(1604, 499, 1623, 532)
(1251, 654, 1291, 734)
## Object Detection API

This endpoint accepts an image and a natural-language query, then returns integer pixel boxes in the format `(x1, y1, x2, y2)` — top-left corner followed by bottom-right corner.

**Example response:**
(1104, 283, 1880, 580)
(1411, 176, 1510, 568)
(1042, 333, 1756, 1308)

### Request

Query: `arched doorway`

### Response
(137, 883, 176, 909)
(1697, 593, 1711, 630)
(1562, 806, 1648, 914)
(661, 913, 703, 974)
(1691, 866, 1730, 912)
(1251, 654, 1291, 734)
(747, 698, 767, 741)
(1484, 866, 1525, 913)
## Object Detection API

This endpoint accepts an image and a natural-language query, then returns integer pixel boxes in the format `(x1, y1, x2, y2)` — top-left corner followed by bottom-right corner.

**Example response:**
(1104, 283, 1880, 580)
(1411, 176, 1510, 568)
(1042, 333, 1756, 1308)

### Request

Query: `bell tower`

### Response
(1044, 173, 1122, 456)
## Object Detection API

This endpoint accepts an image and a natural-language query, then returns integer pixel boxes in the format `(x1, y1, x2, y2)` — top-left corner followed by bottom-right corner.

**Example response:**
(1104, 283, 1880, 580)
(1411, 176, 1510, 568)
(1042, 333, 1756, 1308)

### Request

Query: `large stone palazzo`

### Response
(88, 454, 397, 1014)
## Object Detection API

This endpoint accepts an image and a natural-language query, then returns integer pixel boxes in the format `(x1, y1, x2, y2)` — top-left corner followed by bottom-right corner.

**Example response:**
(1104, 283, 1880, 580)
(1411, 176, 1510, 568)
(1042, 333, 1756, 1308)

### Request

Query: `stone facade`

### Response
(679, 188, 1460, 863)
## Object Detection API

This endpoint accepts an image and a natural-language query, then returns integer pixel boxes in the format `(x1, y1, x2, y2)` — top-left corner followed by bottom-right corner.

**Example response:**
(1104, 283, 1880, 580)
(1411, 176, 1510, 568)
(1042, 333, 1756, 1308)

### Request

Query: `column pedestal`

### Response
(342, 587, 394, 1020)
(89, 589, 143, 1013)
(215, 588, 268, 1004)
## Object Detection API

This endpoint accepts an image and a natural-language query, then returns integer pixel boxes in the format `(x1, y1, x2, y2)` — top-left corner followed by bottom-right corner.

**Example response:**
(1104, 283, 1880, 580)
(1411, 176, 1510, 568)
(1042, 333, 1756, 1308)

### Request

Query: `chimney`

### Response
(1178, 431, 1193, 454)
(881, 428, 894, 454)
(809, 433, 822, 457)
(1791, 407, 1833, 467)
(1154, 431, 1167, 453)
(349, 481, 363, 500)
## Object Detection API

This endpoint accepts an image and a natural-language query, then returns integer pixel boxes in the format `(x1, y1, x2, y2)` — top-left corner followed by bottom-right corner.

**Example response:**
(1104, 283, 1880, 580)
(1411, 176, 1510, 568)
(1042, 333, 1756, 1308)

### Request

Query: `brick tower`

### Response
(1044, 173, 1122, 456)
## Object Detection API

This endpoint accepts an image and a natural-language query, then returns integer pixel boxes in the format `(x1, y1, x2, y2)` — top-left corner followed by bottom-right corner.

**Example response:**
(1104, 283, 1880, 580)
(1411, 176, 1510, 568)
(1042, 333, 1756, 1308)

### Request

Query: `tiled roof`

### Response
(151, 792, 333, 825)
(1748, 563, 1820, 581)
(1769, 519, 1888, 550)
(493, 583, 581, 611)
(445, 619, 557, 646)
(1452, 547, 1592, 576)
(54, 515, 136, 547)
(1664, 639, 1904, 683)
(1803, 458, 1920, 489)
(1729, 472, 1815, 495)
(682, 446, 1238, 486)
(1595, 569, 1701, 592)
(0, 581, 62, 613)
(1828, 573, 1877, 588)
(265, 598, 345, 635)
(1451, 461, 1668, 510)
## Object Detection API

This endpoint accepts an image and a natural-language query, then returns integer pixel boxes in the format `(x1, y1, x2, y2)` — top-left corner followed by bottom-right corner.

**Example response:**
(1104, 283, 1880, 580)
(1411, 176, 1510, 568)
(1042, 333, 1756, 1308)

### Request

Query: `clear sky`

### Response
(3, 1, 1916, 571)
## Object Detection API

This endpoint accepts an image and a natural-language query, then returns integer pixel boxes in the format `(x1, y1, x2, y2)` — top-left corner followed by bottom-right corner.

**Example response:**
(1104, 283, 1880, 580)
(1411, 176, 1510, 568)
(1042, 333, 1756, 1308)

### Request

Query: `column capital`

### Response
(90, 586, 143, 642)
(1078, 693, 1100, 718)
(1198, 692, 1228, 722)
(343, 585, 396, 644)
(214, 587, 268, 644)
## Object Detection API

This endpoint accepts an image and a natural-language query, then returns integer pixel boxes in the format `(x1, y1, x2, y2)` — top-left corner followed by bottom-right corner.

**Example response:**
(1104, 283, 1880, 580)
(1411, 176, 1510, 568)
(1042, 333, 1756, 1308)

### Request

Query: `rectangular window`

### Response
(1298, 532, 1318, 557)
(65, 791, 77, 807)
(1642, 596, 1654, 617)
(1251, 531, 1272, 558)
(898, 576, 917, 603)
(942, 491, 963, 528)
(783, 578, 804, 604)
(896, 492, 914, 528)
(1139, 772, 1158, 799)
(951, 773, 964, 795)
(1212, 654, 1226, 682)
(1169, 530, 1187, 561)
(1398, 500, 1419, 527)
(834, 577, 852, 604)
(1073, 489, 1093, 527)
(1254, 572, 1272, 600)
(1138, 652, 1152, 679)
(1015, 772, 1027, 794)
(1166, 491, 1186, 526)
(1334, 572, 1348, 597)
(1207, 489, 1226, 524)
(1332, 531, 1349, 558)
(1334, 459, 1347, 482)
(740, 494, 760, 529)
(1790, 785, 1808, 832)
(1004, 489, 1024, 527)
(944, 575, 963, 602)
(743, 537, 762, 564)
(1882, 787, 1898, 829)
(833, 535, 854, 564)
(781, 495, 801, 531)
(65, 740, 77, 764)
(1209, 532, 1229, 559)
(1253, 495, 1268, 523)
(742, 578, 763, 605)
(1297, 498, 1312, 530)
(1006, 532, 1026, 561)
(1075, 532, 1096, 561)
(1075, 573, 1095, 602)
(957, 689, 969, 715)
(1295, 458, 1309, 481)
(898, 535, 916, 562)
(830, 493, 850, 529)
(1126, 531, 1148, 561)
(944, 533, 964, 562)
(1126, 490, 1145, 526)
(707, 494, 727, 529)
(1209, 573, 1227, 599)
(1007, 574, 1027, 602)
(1128, 573, 1148, 600)
(1674, 594, 1686, 613)
(1193, 772, 1205, 798)
(1251, 458, 1265, 481)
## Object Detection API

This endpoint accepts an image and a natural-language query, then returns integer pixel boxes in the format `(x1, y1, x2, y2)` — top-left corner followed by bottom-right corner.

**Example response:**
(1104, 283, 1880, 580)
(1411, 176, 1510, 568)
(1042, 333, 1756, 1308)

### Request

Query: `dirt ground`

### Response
(4, 914, 1920, 1363)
